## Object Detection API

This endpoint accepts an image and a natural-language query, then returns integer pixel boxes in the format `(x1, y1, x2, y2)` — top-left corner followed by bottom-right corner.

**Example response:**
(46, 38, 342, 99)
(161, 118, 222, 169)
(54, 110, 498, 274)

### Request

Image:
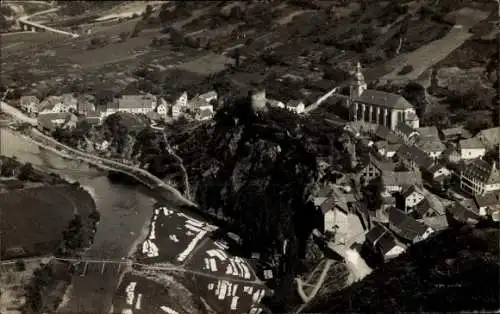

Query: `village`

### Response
(10, 59, 500, 277)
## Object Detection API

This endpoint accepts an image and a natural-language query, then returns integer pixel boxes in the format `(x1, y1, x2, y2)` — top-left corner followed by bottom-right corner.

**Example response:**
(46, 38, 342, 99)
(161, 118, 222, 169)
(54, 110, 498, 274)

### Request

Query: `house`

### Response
(171, 92, 188, 119)
(155, 98, 169, 117)
(458, 138, 486, 160)
(117, 94, 156, 114)
(395, 121, 419, 144)
(19, 95, 40, 114)
(402, 185, 425, 212)
(460, 159, 500, 195)
(442, 145, 462, 163)
(440, 126, 472, 142)
(422, 163, 452, 188)
(474, 191, 500, 217)
(365, 223, 405, 260)
(76, 94, 96, 115)
(388, 207, 434, 243)
(381, 170, 422, 193)
(39, 94, 77, 115)
(417, 126, 440, 142)
(373, 125, 401, 144)
(476, 127, 500, 149)
(268, 99, 286, 109)
(195, 108, 213, 121)
(314, 186, 352, 236)
(37, 112, 77, 132)
(417, 140, 446, 160)
(286, 100, 305, 114)
(374, 141, 401, 158)
(411, 199, 441, 220)
(358, 154, 395, 186)
(446, 202, 481, 225)
(85, 111, 101, 125)
(190, 97, 214, 114)
(197, 90, 218, 104)
(395, 144, 434, 171)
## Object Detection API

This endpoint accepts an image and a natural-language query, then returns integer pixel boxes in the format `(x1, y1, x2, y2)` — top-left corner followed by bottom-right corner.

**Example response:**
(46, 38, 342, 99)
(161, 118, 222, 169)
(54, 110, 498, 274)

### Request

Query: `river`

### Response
(1, 127, 157, 312)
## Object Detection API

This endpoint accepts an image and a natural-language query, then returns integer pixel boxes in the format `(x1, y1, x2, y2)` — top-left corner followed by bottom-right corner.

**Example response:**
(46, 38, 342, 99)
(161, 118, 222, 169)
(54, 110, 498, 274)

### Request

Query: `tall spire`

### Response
(355, 61, 365, 84)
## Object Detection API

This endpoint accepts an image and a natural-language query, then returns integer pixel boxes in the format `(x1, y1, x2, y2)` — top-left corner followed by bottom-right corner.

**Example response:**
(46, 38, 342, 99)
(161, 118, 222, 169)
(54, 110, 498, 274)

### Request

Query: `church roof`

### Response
(352, 89, 413, 110)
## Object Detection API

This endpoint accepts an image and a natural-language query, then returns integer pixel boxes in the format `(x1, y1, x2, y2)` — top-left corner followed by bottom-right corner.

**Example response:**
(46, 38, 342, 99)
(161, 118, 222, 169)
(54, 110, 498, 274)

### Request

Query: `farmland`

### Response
(115, 205, 268, 314)
(0, 185, 95, 259)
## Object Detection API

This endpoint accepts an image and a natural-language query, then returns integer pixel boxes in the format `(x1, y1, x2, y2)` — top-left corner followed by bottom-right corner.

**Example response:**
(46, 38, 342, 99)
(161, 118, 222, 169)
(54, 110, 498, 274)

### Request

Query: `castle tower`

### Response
(250, 88, 266, 111)
(350, 61, 367, 99)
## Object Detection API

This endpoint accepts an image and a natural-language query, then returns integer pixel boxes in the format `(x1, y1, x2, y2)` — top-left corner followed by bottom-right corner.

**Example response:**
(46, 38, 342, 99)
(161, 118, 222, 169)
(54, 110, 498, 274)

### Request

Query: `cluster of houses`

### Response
(311, 62, 500, 264)
(18, 90, 220, 132)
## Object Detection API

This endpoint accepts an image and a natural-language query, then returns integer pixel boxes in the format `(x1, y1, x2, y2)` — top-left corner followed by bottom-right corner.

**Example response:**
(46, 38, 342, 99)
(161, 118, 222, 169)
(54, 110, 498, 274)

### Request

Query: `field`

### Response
(0, 185, 95, 259)
(119, 205, 268, 314)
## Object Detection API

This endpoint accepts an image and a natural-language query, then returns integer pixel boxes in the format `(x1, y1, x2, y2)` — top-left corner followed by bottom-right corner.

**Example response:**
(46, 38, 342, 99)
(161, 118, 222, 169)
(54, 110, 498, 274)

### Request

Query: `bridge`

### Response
(16, 6, 79, 38)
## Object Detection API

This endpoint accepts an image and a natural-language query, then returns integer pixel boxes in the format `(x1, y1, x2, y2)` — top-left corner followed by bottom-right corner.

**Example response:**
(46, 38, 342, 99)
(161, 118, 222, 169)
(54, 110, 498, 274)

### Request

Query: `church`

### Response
(349, 62, 419, 131)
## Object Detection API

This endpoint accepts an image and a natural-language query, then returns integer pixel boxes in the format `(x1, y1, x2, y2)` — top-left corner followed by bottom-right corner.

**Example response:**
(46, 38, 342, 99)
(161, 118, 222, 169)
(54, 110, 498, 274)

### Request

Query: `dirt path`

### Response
(295, 259, 334, 313)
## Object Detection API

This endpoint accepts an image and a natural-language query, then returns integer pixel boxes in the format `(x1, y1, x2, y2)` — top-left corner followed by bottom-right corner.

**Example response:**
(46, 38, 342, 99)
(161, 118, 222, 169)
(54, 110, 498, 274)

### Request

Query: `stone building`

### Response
(349, 62, 419, 130)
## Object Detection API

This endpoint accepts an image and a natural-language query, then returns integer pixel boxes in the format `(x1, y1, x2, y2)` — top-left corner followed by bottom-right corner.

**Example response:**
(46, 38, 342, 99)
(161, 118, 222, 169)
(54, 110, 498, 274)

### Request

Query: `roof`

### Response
(353, 89, 413, 110)
(198, 90, 217, 100)
(396, 122, 418, 138)
(382, 170, 422, 187)
(388, 207, 430, 241)
(319, 196, 336, 214)
(426, 163, 449, 174)
(461, 159, 500, 185)
(365, 223, 388, 246)
(446, 202, 481, 223)
(418, 140, 446, 153)
(417, 126, 440, 140)
(39, 96, 62, 110)
(37, 112, 73, 131)
(413, 199, 434, 218)
(477, 127, 500, 148)
(287, 99, 304, 107)
(118, 94, 155, 109)
(374, 125, 401, 144)
(402, 185, 424, 199)
(317, 186, 333, 198)
(198, 109, 213, 119)
(441, 126, 472, 139)
(459, 137, 485, 150)
(396, 144, 434, 169)
(370, 154, 396, 172)
(377, 232, 401, 256)
(474, 191, 500, 208)
(77, 94, 95, 112)
(20, 95, 39, 106)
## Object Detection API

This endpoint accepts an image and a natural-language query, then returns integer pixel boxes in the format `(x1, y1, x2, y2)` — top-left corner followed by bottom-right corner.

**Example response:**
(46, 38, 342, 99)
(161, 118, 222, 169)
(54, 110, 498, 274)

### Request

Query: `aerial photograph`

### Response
(0, 0, 499, 313)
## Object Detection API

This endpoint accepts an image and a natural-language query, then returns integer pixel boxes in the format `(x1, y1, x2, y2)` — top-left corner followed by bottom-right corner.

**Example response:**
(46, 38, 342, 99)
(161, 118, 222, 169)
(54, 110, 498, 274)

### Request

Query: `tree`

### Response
(143, 4, 153, 19)
(18, 163, 34, 181)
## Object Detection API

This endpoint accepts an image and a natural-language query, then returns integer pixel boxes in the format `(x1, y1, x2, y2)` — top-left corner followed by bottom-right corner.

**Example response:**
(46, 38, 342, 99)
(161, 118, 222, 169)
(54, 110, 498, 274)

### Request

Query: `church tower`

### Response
(350, 62, 367, 99)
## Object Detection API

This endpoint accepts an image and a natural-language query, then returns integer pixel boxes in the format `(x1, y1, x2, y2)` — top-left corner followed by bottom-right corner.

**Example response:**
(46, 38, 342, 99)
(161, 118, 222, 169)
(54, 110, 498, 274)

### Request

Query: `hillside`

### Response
(306, 224, 500, 313)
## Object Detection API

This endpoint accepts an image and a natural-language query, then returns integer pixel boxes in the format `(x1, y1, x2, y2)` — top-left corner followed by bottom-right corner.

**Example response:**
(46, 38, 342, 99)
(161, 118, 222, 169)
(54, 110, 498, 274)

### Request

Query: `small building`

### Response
(268, 99, 286, 109)
(458, 138, 486, 160)
(286, 100, 305, 114)
(76, 94, 96, 115)
(411, 199, 441, 220)
(402, 185, 425, 213)
(39, 94, 77, 115)
(388, 207, 434, 244)
(395, 121, 419, 144)
(373, 125, 401, 144)
(474, 191, 500, 217)
(156, 98, 169, 117)
(417, 126, 440, 142)
(418, 140, 446, 160)
(422, 163, 452, 189)
(19, 95, 40, 114)
(440, 126, 472, 142)
(382, 170, 422, 193)
(395, 144, 434, 171)
(358, 155, 395, 186)
(195, 108, 213, 121)
(171, 92, 188, 119)
(446, 202, 481, 225)
(460, 159, 500, 195)
(365, 223, 405, 261)
(374, 141, 401, 158)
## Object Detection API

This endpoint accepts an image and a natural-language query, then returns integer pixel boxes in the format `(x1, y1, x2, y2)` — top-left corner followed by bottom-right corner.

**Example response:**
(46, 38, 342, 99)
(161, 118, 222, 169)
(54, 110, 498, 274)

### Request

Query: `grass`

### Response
(0, 185, 95, 259)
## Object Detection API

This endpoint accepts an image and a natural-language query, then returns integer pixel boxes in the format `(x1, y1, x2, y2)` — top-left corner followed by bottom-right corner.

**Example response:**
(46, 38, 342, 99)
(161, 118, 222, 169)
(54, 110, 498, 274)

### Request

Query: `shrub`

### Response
(398, 65, 414, 75)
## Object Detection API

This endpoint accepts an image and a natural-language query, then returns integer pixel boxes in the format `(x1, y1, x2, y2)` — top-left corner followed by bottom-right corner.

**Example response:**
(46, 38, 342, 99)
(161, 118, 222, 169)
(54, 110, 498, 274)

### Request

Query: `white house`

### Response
(365, 224, 406, 260)
(195, 108, 213, 121)
(286, 100, 305, 114)
(171, 92, 188, 119)
(104, 94, 157, 117)
(19, 95, 40, 114)
(39, 94, 77, 115)
(474, 192, 500, 217)
(402, 185, 425, 212)
(458, 138, 486, 160)
(425, 164, 452, 179)
(381, 170, 423, 193)
(268, 99, 286, 109)
(156, 98, 169, 117)
(460, 159, 500, 195)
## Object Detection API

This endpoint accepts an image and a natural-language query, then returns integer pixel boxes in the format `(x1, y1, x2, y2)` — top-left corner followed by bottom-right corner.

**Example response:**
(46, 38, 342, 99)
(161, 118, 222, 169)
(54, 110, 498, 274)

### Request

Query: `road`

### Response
(17, 6, 79, 38)
(295, 259, 334, 314)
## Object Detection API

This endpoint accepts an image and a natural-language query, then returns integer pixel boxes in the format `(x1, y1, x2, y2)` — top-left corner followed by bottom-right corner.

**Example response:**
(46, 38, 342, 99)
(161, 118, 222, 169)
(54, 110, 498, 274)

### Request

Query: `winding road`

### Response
(17, 5, 79, 38)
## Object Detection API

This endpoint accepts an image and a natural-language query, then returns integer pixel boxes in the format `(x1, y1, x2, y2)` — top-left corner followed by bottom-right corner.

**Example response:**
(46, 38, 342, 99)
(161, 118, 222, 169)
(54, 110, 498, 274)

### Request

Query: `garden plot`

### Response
(138, 206, 218, 264)
(189, 276, 266, 314)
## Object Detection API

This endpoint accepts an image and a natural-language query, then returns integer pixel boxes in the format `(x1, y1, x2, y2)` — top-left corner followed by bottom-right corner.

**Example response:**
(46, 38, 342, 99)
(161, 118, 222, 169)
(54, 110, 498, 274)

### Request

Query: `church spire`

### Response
(350, 61, 367, 99)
